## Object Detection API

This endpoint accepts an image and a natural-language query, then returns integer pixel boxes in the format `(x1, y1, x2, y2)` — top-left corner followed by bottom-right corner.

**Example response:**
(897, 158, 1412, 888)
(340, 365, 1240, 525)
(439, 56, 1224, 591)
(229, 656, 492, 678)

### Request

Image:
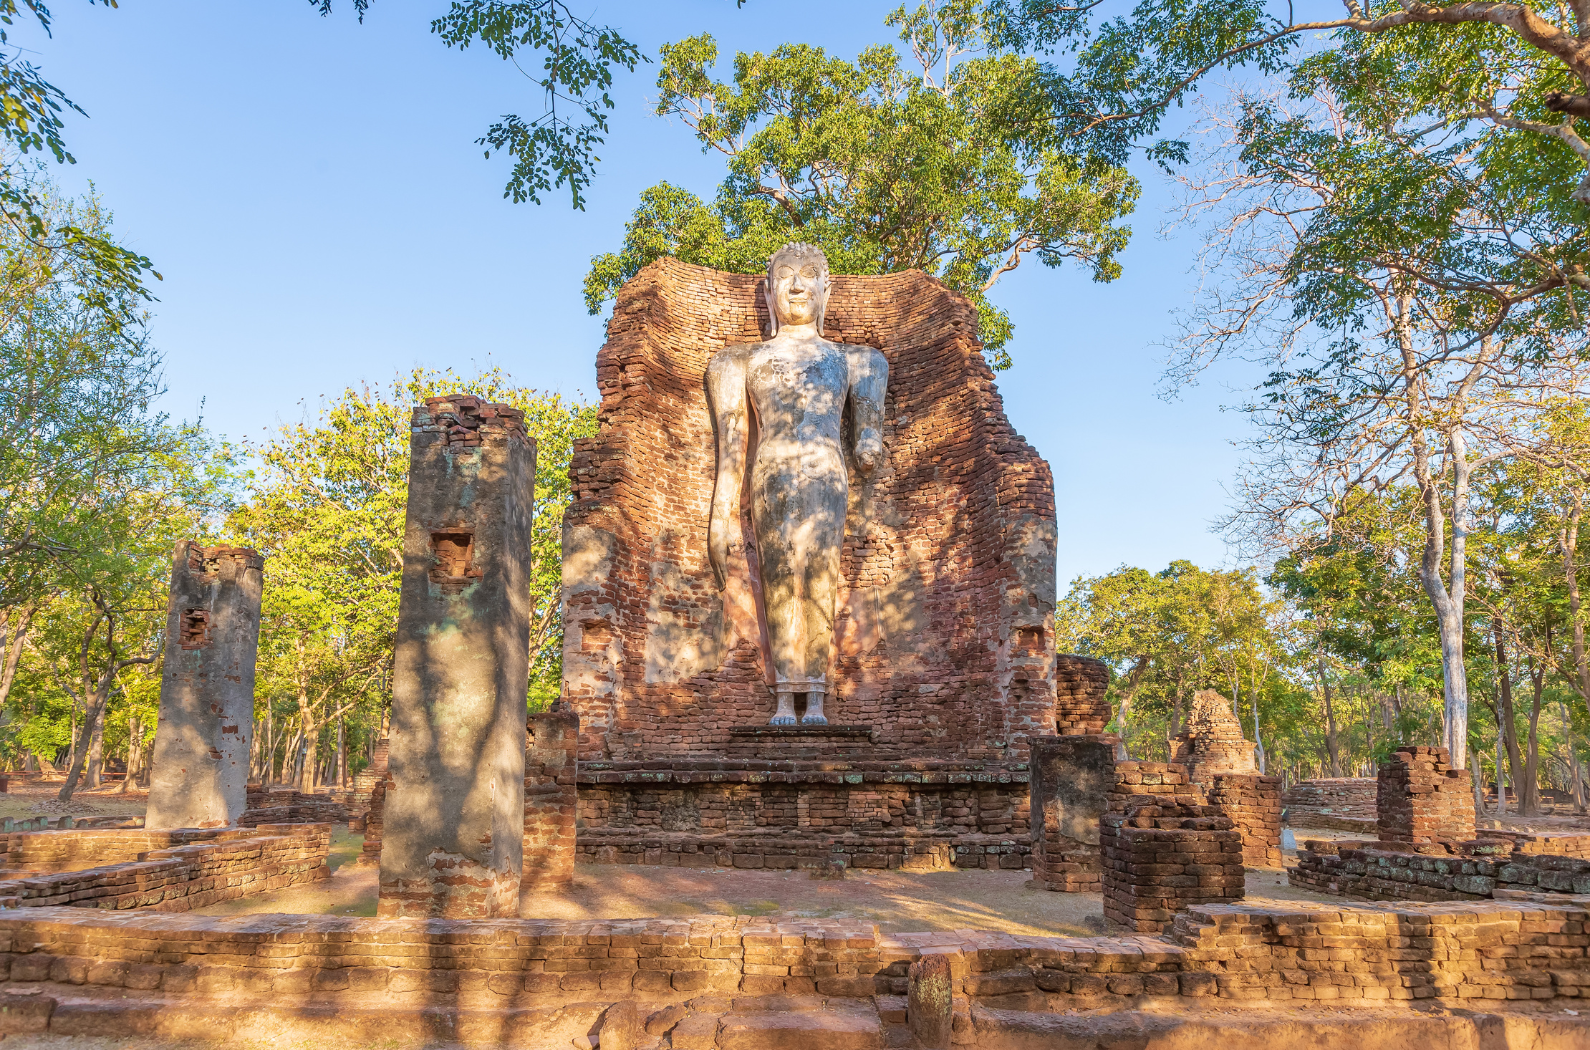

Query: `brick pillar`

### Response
(1376, 745, 1475, 843)
(524, 703, 579, 891)
(146, 542, 265, 830)
(1208, 774, 1283, 868)
(1052, 655, 1112, 734)
(1027, 734, 1116, 891)
(377, 395, 535, 918)
(1100, 761, 1244, 932)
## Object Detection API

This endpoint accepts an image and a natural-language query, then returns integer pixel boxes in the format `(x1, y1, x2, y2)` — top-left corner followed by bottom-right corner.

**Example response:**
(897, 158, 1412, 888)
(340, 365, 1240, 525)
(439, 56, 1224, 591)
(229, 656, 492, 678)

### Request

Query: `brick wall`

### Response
(0, 896, 1585, 1012)
(0, 828, 259, 877)
(239, 786, 352, 828)
(1206, 774, 1282, 868)
(1281, 777, 1377, 831)
(1377, 746, 1475, 843)
(1100, 763, 1245, 933)
(354, 776, 389, 868)
(525, 707, 579, 890)
(1053, 655, 1111, 735)
(0, 824, 328, 912)
(562, 260, 1059, 762)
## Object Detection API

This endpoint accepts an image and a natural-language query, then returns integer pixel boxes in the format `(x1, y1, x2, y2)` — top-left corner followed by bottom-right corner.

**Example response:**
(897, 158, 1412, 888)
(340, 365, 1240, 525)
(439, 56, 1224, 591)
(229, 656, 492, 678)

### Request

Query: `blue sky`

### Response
(21, 0, 1255, 587)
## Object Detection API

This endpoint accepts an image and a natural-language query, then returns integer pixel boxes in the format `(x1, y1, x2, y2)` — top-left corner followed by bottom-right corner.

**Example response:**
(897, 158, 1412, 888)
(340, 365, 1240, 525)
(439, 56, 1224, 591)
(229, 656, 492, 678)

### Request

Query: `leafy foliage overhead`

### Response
(585, 2, 1139, 368)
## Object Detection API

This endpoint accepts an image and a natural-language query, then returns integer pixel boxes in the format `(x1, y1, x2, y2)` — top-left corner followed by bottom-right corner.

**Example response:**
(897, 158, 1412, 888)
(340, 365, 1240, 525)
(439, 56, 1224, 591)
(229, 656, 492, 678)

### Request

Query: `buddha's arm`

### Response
(706, 346, 751, 590)
(846, 345, 888, 476)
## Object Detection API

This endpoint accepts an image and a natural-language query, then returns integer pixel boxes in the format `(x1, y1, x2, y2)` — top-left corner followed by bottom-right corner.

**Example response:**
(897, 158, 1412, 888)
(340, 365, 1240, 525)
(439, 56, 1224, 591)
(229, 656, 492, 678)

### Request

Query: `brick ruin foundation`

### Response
(0, 896, 1584, 1046)
(378, 394, 534, 919)
(1280, 777, 1377, 832)
(1100, 763, 1245, 932)
(1377, 745, 1475, 843)
(145, 542, 265, 830)
(559, 260, 1061, 866)
(1285, 746, 1586, 905)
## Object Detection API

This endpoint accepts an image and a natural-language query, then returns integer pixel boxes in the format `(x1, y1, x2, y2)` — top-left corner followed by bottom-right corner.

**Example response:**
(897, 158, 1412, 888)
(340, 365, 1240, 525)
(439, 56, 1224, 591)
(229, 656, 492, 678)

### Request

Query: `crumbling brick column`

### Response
(1027, 734, 1116, 891)
(1377, 745, 1475, 844)
(146, 542, 265, 830)
(1052, 655, 1111, 734)
(1100, 762, 1244, 932)
(524, 703, 579, 891)
(1167, 689, 1257, 787)
(377, 395, 535, 918)
(1207, 774, 1283, 868)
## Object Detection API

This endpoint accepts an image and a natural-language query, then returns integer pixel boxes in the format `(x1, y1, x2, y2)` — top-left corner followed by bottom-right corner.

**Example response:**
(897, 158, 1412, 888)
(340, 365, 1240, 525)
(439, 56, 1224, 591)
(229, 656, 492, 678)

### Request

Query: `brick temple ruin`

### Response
(559, 259, 1062, 871)
(2, 261, 1588, 1046)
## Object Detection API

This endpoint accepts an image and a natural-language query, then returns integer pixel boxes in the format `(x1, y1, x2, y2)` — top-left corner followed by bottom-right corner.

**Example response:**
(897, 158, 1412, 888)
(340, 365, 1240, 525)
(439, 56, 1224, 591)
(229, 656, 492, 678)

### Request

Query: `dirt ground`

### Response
(0, 781, 148, 821)
(192, 830, 1333, 933)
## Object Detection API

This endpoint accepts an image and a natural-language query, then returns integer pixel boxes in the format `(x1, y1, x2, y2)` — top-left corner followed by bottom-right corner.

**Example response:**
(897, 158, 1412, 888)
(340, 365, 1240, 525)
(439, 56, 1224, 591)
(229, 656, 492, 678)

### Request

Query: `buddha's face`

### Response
(771, 256, 827, 327)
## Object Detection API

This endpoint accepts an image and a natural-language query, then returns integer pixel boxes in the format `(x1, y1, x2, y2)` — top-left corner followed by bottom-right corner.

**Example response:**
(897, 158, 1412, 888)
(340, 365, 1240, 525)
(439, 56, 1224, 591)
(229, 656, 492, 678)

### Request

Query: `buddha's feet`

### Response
(800, 714, 828, 726)
(769, 715, 797, 726)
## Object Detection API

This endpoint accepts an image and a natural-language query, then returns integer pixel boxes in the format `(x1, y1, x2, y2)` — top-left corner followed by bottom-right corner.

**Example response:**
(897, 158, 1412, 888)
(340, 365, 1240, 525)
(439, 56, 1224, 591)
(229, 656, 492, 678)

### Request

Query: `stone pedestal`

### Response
(525, 704, 579, 891)
(1100, 762, 1244, 933)
(377, 395, 535, 919)
(1377, 745, 1475, 843)
(146, 542, 265, 830)
(1027, 734, 1116, 892)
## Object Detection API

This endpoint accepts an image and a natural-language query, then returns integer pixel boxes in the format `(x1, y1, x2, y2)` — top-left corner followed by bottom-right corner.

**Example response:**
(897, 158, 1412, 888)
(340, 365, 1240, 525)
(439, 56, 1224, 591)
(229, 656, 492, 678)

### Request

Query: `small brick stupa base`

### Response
(1100, 762, 1244, 933)
(1207, 774, 1282, 868)
(1377, 745, 1475, 844)
(1054, 655, 1111, 735)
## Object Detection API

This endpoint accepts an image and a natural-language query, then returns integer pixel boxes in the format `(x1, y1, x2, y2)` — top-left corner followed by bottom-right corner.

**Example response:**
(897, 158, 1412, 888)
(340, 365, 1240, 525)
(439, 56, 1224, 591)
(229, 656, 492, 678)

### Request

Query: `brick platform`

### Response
(1290, 836, 1590, 901)
(1281, 777, 1377, 831)
(1377, 745, 1475, 843)
(1100, 763, 1244, 932)
(575, 756, 1032, 871)
(0, 895, 1584, 1020)
(1206, 774, 1282, 868)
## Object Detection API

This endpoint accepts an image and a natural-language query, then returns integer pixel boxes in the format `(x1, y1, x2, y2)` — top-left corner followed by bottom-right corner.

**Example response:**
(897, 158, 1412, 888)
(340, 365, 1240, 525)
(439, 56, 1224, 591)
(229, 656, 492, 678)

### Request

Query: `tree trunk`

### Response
(1495, 628, 1525, 804)
(84, 699, 107, 790)
(0, 604, 34, 709)
(1521, 662, 1545, 816)
(1318, 654, 1342, 777)
(58, 691, 108, 803)
(1496, 730, 1508, 814)
(1471, 749, 1487, 819)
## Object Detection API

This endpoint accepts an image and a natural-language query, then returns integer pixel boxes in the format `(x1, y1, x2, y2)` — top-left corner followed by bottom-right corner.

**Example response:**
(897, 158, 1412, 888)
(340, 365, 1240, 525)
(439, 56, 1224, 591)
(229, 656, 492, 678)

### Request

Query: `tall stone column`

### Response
(377, 395, 535, 918)
(146, 542, 265, 829)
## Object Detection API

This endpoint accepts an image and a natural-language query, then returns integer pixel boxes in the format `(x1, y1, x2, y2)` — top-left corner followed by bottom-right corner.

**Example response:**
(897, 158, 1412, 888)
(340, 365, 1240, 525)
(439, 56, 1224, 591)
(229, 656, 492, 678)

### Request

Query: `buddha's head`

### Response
(765, 243, 830, 335)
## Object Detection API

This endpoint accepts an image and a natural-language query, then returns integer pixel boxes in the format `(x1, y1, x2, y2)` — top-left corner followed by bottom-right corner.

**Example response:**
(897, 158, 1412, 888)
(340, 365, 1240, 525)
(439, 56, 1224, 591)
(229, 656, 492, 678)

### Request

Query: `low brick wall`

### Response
(1281, 777, 1376, 831)
(239, 787, 351, 828)
(1290, 837, 1590, 902)
(0, 824, 329, 912)
(1480, 831, 1590, 859)
(1207, 774, 1282, 868)
(0, 828, 257, 877)
(0, 895, 1583, 1012)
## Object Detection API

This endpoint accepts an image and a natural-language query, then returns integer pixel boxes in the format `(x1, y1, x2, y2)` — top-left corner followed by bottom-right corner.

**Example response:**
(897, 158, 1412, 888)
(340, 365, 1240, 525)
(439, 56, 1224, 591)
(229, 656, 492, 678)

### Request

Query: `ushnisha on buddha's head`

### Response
(765, 243, 831, 335)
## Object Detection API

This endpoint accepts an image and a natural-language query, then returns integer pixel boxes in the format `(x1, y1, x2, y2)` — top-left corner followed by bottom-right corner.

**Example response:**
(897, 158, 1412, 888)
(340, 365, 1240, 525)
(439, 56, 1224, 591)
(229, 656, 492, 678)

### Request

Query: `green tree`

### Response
(585, 1, 1138, 367)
